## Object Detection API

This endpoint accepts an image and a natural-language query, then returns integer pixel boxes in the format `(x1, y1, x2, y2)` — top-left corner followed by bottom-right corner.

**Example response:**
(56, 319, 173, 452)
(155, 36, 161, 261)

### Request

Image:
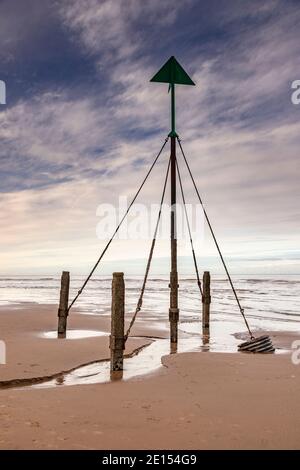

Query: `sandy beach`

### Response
(0, 303, 300, 450)
(2, 0, 300, 455)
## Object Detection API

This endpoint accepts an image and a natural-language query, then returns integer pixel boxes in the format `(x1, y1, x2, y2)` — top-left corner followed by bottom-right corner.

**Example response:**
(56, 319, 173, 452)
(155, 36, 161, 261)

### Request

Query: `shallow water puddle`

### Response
(43, 329, 108, 339)
(180, 320, 240, 352)
(28, 327, 286, 390)
(4, 322, 287, 392)
(180, 320, 289, 353)
(30, 336, 203, 389)
(33, 320, 241, 389)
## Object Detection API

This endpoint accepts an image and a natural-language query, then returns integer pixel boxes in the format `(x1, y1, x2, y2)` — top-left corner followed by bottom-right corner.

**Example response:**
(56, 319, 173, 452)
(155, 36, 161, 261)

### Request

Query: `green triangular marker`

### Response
(150, 56, 195, 86)
(150, 56, 195, 136)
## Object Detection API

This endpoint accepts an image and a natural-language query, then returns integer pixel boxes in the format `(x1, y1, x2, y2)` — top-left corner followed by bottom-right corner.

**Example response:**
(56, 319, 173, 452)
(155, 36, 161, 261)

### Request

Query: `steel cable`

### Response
(177, 136, 254, 338)
(124, 155, 171, 341)
(175, 158, 203, 296)
(68, 137, 169, 312)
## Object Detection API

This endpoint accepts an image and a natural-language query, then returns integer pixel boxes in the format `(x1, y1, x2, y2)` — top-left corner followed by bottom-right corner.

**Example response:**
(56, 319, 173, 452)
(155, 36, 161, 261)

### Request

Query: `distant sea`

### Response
(0, 275, 299, 339)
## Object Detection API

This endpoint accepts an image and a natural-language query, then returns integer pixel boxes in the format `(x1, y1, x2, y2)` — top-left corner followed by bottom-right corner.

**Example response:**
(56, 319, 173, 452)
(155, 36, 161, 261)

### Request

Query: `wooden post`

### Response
(110, 272, 125, 371)
(57, 271, 70, 338)
(202, 271, 211, 330)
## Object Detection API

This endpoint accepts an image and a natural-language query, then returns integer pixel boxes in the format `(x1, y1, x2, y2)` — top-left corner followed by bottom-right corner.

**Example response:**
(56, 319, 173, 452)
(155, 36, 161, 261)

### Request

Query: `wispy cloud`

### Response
(0, 0, 299, 274)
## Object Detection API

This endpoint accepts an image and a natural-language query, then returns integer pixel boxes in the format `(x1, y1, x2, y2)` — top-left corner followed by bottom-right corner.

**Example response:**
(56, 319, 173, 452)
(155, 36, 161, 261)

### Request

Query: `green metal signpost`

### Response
(150, 56, 195, 137)
(151, 56, 195, 344)
(66, 56, 273, 357)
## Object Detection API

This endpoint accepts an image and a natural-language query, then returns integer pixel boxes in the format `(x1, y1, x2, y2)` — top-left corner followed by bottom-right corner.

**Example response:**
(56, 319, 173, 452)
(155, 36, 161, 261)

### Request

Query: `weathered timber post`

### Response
(202, 271, 211, 330)
(57, 271, 70, 338)
(110, 272, 125, 371)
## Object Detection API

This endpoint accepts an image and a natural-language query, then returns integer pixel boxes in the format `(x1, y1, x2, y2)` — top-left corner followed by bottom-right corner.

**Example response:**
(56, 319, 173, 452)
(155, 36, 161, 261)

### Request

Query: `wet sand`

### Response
(0, 304, 300, 449)
(0, 304, 155, 382)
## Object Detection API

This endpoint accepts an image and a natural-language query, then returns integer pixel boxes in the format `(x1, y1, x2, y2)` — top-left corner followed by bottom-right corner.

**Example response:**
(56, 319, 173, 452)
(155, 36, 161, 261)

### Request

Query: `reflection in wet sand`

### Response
(202, 327, 210, 350)
(25, 320, 289, 391)
(55, 375, 65, 386)
(31, 335, 202, 390)
(110, 370, 123, 381)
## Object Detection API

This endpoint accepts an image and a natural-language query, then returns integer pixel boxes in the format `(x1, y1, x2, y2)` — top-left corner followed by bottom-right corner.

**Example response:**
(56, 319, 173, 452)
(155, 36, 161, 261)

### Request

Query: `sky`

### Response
(0, 0, 299, 276)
